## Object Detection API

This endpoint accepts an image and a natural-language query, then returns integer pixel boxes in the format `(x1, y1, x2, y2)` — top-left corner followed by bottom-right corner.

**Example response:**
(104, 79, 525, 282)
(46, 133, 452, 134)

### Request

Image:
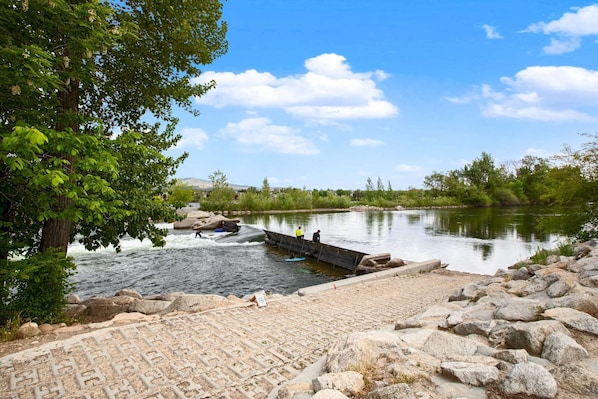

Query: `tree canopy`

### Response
(1, 0, 228, 259)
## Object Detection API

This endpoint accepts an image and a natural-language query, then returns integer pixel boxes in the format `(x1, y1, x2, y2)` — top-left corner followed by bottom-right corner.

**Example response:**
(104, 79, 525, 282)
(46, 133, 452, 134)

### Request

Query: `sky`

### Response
(168, 0, 598, 190)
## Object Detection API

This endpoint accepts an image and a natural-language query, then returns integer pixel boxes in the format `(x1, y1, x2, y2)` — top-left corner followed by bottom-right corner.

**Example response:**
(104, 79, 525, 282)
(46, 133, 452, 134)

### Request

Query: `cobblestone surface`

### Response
(0, 271, 484, 398)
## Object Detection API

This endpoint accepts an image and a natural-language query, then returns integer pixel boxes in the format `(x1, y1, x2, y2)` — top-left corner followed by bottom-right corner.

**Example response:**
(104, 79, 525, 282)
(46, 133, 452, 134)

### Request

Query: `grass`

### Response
(0, 314, 23, 342)
(529, 241, 574, 265)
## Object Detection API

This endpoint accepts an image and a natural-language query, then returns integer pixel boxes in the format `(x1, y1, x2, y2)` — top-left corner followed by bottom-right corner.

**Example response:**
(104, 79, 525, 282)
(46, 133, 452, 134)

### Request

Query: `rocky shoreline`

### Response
(272, 240, 598, 399)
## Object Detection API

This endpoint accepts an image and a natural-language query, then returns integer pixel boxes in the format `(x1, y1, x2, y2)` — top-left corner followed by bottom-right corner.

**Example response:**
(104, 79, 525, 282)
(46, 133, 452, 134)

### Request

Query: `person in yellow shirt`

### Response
(295, 226, 304, 239)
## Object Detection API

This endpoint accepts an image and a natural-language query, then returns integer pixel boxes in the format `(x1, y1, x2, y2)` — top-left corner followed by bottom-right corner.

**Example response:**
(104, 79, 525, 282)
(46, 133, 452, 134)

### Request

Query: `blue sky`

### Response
(169, 1, 598, 190)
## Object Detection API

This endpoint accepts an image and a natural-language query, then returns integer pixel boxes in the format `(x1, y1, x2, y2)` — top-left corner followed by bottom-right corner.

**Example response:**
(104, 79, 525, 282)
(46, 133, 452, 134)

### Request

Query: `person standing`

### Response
(312, 229, 320, 242)
(295, 226, 304, 239)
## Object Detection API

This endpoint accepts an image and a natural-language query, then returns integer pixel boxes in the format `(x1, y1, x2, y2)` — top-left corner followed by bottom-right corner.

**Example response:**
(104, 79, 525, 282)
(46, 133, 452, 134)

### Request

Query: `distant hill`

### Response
(178, 177, 249, 190)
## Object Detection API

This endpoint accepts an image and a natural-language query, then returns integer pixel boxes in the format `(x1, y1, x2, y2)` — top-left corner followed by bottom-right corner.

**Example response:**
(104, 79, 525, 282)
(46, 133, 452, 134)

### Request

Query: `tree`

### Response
(1, 0, 228, 258)
(167, 181, 195, 207)
(206, 169, 236, 211)
(261, 177, 271, 199)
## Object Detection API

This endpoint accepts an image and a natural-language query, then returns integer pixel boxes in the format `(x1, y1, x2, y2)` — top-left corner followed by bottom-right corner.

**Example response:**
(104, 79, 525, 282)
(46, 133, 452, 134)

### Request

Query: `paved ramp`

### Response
(0, 271, 483, 398)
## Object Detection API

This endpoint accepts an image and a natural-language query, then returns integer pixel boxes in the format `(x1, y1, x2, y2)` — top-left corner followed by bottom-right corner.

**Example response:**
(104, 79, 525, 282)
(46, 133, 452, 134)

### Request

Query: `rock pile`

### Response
(16, 290, 261, 339)
(274, 240, 598, 399)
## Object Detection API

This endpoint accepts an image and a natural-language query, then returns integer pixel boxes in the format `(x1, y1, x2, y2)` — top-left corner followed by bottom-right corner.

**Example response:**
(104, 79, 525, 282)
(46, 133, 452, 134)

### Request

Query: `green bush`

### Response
(0, 251, 75, 326)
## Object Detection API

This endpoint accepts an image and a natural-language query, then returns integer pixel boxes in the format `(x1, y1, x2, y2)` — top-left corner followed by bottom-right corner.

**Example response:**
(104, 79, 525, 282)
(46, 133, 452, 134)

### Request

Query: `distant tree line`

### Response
(175, 134, 597, 214)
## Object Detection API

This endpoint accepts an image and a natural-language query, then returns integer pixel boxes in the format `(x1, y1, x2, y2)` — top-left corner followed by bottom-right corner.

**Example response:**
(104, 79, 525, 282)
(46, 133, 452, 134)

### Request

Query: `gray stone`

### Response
(81, 295, 134, 321)
(421, 331, 478, 360)
(440, 361, 500, 386)
(512, 267, 532, 280)
(16, 322, 40, 339)
(552, 362, 598, 396)
(543, 307, 598, 335)
(504, 320, 569, 355)
(520, 277, 549, 296)
(313, 371, 364, 396)
(325, 330, 404, 373)
(115, 288, 143, 299)
(452, 320, 496, 337)
(161, 293, 231, 313)
(312, 389, 349, 399)
(580, 275, 598, 287)
(449, 283, 483, 301)
(366, 383, 415, 399)
(547, 291, 598, 317)
(493, 349, 529, 364)
(494, 297, 544, 322)
(500, 362, 557, 398)
(129, 298, 172, 315)
(546, 277, 576, 298)
(431, 375, 488, 399)
(541, 332, 588, 365)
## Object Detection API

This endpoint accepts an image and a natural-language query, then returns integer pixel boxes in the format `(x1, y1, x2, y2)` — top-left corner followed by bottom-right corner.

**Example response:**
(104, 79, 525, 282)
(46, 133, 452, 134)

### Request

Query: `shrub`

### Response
(0, 251, 75, 326)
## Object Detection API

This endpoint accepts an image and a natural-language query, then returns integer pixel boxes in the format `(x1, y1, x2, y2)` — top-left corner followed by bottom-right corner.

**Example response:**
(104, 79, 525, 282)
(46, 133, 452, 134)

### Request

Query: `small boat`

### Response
(285, 257, 306, 262)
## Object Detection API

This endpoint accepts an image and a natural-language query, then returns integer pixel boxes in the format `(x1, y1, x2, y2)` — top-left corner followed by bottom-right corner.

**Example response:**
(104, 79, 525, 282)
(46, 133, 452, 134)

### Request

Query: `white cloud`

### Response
(350, 138, 384, 147)
(466, 66, 598, 121)
(482, 24, 503, 39)
(524, 5, 598, 54)
(192, 53, 398, 123)
(542, 37, 581, 54)
(525, 5, 598, 36)
(176, 128, 209, 149)
(218, 117, 319, 155)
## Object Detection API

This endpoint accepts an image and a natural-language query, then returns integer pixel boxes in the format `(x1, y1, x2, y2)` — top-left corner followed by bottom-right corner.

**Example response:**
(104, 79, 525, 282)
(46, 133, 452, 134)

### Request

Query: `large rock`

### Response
(366, 384, 415, 399)
(81, 295, 135, 321)
(160, 294, 232, 313)
(500, 362, 558, 398)
(440, 361, 499, 386)
(541, 332, 588, 365)
(421, 331, 478, 359)
(503, 320, 569, 355)
(493, 297, 544, 322)
(547, 291, 598, 317)
(543, 307, 598, 335)
(552, 362, 598, 396)
(129, 298, 173, 315)
(313, 371, 364, 397)
(325, 330, 404, 373)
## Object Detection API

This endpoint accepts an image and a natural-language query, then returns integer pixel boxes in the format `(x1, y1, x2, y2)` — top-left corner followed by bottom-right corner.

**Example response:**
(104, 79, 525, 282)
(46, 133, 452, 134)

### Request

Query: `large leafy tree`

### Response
(1, 0, 228, 260)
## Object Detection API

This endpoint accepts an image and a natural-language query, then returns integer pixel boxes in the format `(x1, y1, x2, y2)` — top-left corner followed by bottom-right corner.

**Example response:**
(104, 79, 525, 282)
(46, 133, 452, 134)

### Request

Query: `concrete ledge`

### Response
(296, 259, 442, 296)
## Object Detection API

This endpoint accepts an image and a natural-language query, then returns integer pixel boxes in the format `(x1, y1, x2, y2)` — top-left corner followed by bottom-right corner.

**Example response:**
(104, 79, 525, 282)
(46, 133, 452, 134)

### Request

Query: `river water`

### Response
(68, 206, 580, 300)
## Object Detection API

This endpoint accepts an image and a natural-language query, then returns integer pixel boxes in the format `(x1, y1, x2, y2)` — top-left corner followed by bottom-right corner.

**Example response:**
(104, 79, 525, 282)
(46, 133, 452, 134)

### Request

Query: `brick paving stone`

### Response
(0, 271, 484, 398)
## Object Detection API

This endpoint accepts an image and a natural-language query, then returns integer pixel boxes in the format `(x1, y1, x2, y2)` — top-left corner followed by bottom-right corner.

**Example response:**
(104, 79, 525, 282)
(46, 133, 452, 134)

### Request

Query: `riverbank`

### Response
(1, 268, 484, 398)
(275, 239, 598, 399)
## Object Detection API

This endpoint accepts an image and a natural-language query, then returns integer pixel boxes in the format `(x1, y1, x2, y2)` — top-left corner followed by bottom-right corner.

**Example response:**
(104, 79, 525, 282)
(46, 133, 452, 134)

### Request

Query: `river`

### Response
(68, 206, 581, 300)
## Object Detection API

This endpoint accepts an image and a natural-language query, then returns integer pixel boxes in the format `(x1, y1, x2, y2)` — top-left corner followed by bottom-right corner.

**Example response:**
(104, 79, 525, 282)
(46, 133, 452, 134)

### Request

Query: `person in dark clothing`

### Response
(195, 230, 202, 238)
(312, 229, 320, 242)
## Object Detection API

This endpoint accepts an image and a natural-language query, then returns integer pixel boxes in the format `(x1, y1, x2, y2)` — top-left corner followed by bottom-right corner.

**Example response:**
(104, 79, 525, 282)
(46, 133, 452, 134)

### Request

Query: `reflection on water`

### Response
(70, 206, 582, 299)
(241, 206, 582, 276)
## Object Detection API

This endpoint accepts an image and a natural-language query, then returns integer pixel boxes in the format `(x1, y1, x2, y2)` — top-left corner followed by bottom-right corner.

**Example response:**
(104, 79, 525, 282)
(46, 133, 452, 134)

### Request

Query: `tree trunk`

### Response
(39, 80, 79, 255)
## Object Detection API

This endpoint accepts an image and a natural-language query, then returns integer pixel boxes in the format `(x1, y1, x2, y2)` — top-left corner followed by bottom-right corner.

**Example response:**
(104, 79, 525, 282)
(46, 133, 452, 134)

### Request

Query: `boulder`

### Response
(325, 330, 405, 373)
(17, 322, 40, 339)
(503, 320, 569, 355)
(440, 361, 500, 386)
(541, 332, 588, 365)
(313, 371, 364, 397)
(543, 307, 598, 335)
(493, 297, 544, 322)
(366, 384, 415, 399)
(500, 362, 558, 398)
(552, 362, 598, 396)
(421, 331, 478, 360)
(81, 295, 134, 321)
